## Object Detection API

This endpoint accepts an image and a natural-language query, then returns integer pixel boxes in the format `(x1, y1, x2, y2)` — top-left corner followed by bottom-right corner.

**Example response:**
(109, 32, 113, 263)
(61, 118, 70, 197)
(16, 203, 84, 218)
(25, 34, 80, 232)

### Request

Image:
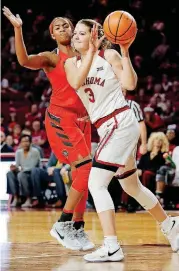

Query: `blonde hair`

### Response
(147, 132, 169, 153)
(77, 19, 111, 50)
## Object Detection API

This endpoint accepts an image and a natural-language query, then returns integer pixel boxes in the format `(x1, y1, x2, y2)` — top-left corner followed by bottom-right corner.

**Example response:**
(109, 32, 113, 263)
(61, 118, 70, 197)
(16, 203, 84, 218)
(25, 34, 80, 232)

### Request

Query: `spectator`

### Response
(25, 104, 42, 128)
(12, 124, 22, 151)
(145, 75, 154, 96)
(161, 74, 172, 92)
(0, 130, 14, 153)
(8, 107, 18, 133)
(143, 107, 165, 137)
(31, 120, 50, 158)
(138, 132, 169, 192)
(6, 135, 41, 207)
(21, 128, 44, 158)
(0, 114, 8, 133)
(155, 152, 176, 206)
(31, 152, 67, 208)
(166, 124, 177, 152)
(6, 135, 14, 149)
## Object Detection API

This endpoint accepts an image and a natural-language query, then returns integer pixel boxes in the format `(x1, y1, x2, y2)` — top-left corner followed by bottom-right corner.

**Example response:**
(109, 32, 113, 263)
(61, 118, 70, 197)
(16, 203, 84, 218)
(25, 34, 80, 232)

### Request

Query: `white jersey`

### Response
(76, 50, 128, 123)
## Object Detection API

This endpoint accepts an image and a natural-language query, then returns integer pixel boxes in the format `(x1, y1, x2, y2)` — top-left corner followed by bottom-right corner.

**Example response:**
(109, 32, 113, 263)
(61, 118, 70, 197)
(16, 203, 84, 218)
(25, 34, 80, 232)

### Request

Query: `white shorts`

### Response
(94, 109, 140, 168)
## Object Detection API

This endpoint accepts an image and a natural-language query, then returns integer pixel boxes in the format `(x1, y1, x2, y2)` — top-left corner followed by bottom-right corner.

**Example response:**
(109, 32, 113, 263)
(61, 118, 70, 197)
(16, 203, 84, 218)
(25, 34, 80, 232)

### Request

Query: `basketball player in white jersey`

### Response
(64, 20, 179, 262)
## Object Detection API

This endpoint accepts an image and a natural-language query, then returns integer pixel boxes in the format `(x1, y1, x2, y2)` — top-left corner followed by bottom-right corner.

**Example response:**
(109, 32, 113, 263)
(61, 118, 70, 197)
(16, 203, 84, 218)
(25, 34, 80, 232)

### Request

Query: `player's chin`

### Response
(59, 37, 71, 46)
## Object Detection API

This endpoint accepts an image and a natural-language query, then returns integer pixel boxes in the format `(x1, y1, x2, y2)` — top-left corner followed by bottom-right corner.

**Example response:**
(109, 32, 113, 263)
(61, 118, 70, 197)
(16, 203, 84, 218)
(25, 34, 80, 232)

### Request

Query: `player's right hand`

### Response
(2, 6, 22, 28)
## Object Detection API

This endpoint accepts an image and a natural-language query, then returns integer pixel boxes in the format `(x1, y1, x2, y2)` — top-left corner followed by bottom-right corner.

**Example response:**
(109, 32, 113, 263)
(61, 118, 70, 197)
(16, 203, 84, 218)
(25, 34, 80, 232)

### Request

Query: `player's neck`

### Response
(57, 44, 76, 57)
(80, 50, 98, 61)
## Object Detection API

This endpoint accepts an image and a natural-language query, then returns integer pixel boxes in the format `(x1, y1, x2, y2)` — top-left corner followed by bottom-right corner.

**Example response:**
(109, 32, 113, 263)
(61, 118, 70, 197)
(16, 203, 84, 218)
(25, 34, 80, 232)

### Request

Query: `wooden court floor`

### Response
(1, 209, 179, 271)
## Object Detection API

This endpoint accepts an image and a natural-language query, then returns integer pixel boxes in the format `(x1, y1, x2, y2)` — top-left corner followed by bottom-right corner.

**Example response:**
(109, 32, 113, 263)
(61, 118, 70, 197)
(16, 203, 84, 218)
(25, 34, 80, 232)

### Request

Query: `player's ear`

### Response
(51, 33, 56, 40)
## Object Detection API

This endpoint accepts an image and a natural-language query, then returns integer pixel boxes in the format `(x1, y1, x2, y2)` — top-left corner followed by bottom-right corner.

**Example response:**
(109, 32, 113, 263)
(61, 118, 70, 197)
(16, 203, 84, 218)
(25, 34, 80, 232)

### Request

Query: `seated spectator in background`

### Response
(31, 152, 67, 208)
(39, 87, 52, 109)
(8, 107, 18, 133)
(161, 74, 172, 92)
(25, 104, 42, 128)
(6, 135, 14, 150)
(11, 75, 24, 91)
(166, 124, 177, 152)
(137, 87, 149, 109)
(12, 124, 22, 151)
(21, 128, 44, 158)
(0, 114, 8, 134)
(32, 120, 50, 158)
(156, 152, 176, 206)
(6, 135, 41, 207)
(143, 107, 165, 137)
(0, 130, 14, 154)
(138, 132, 169, 192)
(145, 75, 155, 96)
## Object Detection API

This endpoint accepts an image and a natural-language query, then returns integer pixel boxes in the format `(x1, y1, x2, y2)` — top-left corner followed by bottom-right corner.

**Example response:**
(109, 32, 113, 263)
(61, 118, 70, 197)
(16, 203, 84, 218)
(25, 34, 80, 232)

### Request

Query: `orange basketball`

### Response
(103, 10, 137, 44)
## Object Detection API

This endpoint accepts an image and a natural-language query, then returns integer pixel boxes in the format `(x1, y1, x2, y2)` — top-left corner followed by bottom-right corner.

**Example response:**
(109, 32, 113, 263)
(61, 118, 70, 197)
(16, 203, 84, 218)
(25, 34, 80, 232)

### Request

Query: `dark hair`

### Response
(78, 19, 111, 50)
(20, 134, 32, 143)
(49, 17, 74, 35)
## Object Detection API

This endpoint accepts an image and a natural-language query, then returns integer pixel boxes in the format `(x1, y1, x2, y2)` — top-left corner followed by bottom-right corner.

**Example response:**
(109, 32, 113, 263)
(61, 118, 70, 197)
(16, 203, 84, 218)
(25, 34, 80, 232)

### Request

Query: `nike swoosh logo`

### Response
(171, 220, 176, 230)
(108, 248, 120, 257)
(55, 229, 64, 240)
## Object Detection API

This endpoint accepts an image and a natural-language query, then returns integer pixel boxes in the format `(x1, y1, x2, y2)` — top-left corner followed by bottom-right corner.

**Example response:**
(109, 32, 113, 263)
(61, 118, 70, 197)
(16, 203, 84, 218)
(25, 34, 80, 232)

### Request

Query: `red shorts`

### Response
(45, 109, 91, 164)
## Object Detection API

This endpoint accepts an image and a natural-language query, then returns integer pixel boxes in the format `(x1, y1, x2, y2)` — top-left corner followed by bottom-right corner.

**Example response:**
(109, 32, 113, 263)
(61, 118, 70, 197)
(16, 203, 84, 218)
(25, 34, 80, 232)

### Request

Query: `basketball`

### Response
(103, 10, 137, 44)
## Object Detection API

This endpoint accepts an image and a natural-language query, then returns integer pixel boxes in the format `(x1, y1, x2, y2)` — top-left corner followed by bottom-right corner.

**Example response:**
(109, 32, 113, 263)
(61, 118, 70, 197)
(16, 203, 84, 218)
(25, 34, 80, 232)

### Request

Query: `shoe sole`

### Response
(82, 244, 95, 251)
(83, 254, 124, 262)
(50, 228, 81, 251)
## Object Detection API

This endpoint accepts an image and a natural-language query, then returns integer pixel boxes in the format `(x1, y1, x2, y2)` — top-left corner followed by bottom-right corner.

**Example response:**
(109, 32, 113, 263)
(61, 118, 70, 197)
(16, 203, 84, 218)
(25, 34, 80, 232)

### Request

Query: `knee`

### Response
(7, 171, 14, 178)
(17, 171, 23, 180)
(53, 168, 60, 176)
(71, 162, 91, 192)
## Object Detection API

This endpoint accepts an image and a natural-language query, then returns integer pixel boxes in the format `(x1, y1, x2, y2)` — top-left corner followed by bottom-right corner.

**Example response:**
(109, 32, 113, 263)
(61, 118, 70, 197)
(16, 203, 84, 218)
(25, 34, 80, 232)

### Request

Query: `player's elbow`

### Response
(123, 82, 136, 91)
(69, 80, 81, 90)
(124, 78, 137, 91)
(70, 83, 79, 90)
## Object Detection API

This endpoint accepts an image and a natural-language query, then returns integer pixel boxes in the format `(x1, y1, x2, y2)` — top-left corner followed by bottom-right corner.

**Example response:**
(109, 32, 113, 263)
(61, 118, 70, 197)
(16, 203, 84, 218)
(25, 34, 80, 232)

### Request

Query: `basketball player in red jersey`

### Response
(3, 6, 94, 251)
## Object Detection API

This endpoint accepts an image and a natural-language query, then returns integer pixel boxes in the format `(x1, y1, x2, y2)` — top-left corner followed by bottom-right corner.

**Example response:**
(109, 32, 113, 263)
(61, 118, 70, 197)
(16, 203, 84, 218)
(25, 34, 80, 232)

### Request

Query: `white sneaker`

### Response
(83, 242, 124, 262)
(11, 198, 18, 207)
(50, 221, 82, 250)
(76, 228, 95, 251)
(161, 216, 179, 252)
(21, 199, 31, 208)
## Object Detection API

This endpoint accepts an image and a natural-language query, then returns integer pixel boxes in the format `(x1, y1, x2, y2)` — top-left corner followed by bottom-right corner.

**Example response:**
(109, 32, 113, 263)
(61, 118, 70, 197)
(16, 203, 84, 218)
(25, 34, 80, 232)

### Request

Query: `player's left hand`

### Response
(88, 24, 105, 53)
(119, 32, 137, 56)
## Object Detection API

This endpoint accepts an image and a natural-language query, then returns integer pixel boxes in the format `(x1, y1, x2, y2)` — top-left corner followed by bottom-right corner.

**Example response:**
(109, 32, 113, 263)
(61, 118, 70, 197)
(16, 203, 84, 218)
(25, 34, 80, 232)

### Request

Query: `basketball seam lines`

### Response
(107, 15, 115, 37)
(118, 19, 134, 38)
(115, 11, 125, 43)
(105, 31, 136, 42)
(117, 32, 136, 41)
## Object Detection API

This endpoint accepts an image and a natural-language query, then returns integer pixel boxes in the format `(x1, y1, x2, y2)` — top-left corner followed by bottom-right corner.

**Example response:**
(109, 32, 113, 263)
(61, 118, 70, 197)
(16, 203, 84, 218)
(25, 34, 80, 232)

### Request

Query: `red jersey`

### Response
(46, 50, 87, 116)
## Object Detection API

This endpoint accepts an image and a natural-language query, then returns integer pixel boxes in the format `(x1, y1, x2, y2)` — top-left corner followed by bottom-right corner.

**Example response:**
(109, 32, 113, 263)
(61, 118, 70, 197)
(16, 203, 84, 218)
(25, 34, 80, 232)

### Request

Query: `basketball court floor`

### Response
(1, 209, 179, 271)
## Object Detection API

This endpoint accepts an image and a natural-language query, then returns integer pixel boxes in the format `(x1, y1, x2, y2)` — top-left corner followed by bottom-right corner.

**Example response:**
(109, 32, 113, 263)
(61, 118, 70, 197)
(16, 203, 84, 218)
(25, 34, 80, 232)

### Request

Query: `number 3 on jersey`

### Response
(84, 88, 95, 103)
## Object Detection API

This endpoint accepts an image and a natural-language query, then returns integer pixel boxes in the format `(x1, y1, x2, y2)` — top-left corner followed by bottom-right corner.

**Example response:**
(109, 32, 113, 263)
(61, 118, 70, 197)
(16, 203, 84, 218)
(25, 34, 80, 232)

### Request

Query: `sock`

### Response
(104, 236, 119, 248)
(58, 211, 73, 222)
(161, 216, 173, 233)
(73, 221, 85, 230)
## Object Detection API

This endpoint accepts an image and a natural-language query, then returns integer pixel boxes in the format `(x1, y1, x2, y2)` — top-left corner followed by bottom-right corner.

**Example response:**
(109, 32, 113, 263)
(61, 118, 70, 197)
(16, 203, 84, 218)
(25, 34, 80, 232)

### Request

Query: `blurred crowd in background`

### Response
(1, 0, 179, 211)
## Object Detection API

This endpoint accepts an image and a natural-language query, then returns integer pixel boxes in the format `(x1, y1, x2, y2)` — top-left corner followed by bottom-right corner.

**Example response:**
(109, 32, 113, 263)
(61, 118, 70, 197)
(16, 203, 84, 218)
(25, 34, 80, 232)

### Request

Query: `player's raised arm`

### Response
(2, 6, 51, 70)
(105, 41, 137, 91)
(64, 24, 104, 90)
